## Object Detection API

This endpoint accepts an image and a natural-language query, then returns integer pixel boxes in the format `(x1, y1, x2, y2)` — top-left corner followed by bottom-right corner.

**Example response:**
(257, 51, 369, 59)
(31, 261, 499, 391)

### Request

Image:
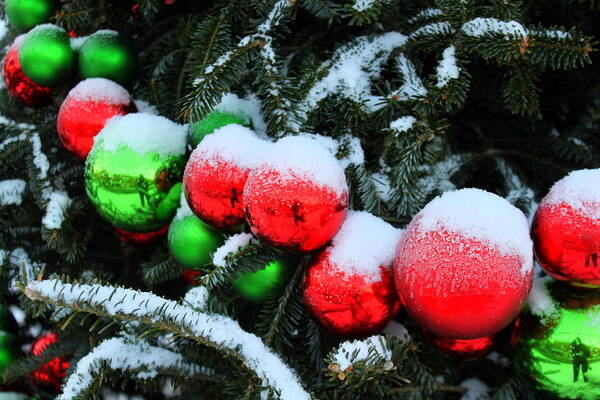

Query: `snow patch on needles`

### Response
(436, 46, 460, 88)
(417, 154, 463, 197)
(42, 191, 71, 230)
(213, 233, 254, 267)
(389, 54, 427, 101)
(408, 8, 442, 24)
(68, 78, 131, 105)
(528, 276, 559, 323)
(352, 0, 386, 12)
(184, 286, 209, 311)
(0, 180, 26, 206)
(0, 19, 8, 42)
(25, 280, 310, 400)
(8, 248, 39, 293)
(383, 320, 411, 342)
(299, 133, 365, 169)
(543, 169, 600, 219)
(174, 192, 194, 220)
(331, 336, 391, 370)
(215, 93, 267, 137)
(460, 378, 490, 400)
(410, 22, 455, 39)
(390, 116, 417, 133)
(462, 18, 526, 39)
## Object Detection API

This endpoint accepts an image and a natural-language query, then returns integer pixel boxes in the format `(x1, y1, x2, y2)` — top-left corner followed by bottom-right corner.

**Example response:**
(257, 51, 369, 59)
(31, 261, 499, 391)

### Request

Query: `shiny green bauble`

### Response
(233, 259, 287, 303)
(514, 280, 600, 400)
(5, 0, 56, 31)
(189, 111, 250, 148)
(0, 332, 19, 375)
(168, 215, 224, 268)
(19, 24, 75, 87)
(79, 31, 136, 86)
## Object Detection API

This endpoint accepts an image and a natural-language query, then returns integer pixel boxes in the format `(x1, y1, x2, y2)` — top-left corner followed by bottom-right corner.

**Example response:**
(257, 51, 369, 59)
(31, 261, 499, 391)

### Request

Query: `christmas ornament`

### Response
(183, 125, 269, 231)
(424, 330, 498, 361)
(0, 305, 20, 376)
(30, 333, 69, 393)
(533, 169, 600, 288)
(304, 211, 402, 337)
(244, 136, 349, 252)
(85, 113, 187, 232)
(19, 24, 75, 87)
(181, 268, 202, 285)
(168, 214, 224, 268)
(3, 35, 52, 108)
(188, 111, 250, 148)
(5, 0, 56, 31)
(514, 280, 600, 400)
(79, 30, 136, 85)
(394, 188, 533, 357)
(57, 78, 136, 159)
(115, 224, 169, 246)
(233, 259, 286, 303)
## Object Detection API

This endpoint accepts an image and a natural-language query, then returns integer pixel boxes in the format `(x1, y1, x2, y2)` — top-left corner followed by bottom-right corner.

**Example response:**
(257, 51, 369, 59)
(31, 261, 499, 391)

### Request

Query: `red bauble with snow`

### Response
(3, 36, 52, 108)
(393, 189, 533, 358)
(184, 125, 268, 231)
(304, 211, 402, 337)
(29, 333, 70, 393)
(533, 169, 600, 288)
(244, 136, 349, 252)
(57, 78, 136, 159)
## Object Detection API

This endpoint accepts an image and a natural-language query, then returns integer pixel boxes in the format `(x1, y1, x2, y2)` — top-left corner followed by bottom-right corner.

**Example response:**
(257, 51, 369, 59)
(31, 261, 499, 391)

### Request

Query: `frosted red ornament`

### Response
(30, 333, 69, 393)
(304, 211, 402, 337)
(114, 224, 169, 246)
(533, 169, 600, 288)
(244, 136, 349, 252)
(184, 125, 269, 230)
(3, 35, 52, 108)
(57, 78, 136, 159)
(394, 189, 533, 358)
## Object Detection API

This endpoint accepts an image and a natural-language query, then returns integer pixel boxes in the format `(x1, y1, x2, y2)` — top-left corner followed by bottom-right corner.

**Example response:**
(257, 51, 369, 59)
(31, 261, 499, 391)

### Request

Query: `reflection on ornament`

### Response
(233, 259, 287, 303)
(424, 330, 497, 361)
(79, 30, 136, 85)
(30, 333, 69, 393)
(115, 224, 169, 246)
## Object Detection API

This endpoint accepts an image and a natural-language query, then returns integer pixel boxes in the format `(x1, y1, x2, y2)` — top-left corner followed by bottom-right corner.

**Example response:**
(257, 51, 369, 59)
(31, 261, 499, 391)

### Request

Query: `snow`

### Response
(174, 192, 194, 220)
(69, 36, 89, 51)
(436, 45, 460, 88)
(389, 53, 428, 101)
(8, 305, 26, 326)
(460, 378, 490, 400)
(408, 8, 442, 24)
(30, 133, 50, 180)
(416, 188, 533, 274)
(27, 23, 65, 35)
(390, 116, 417, 132)
(461, 18, 526, 39)
(382, 320, 411, 341)
(496, 158, 537, 220)
(0, 393, 30, 400)
(67, 78, 131, 105)
(299, 133, 365, 169)
(372, 172, 391, 202)
(42, 191, 71, 230)
(417, 154, 463, 197)
(486, 352, 510, 367)
(253, 135, 348, 195)
(410, 22, 455, 39)
(8, 248, 39, 293)
(187, 124, 270, 170)
(352, 0, 383, 12)
(213, 233, 254, 267)
(183, 286, 209, 311)
(527, 276, 559, 322)
(133, 99, 158, 115)
(0, 179, 26, 206)
(26, 280, 310, 400)
(215, 93, 266, 137)
(328, 211, 402, 282)
(0, 19, 8, 42)
(542, 169, 600, 219)
(331, 336, 391, 370)
(94, 113, 187, 158)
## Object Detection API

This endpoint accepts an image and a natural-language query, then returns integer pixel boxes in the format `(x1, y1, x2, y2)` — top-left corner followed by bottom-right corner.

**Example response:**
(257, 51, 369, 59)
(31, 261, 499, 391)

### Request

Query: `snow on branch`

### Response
(0, 180, 26, 206)
(409, 22, 455, 39)
(461, 17, 547, 40)
(527, 275, 559, 323)
(6, 248, 40, 293)
(390, 116, 417, 133)
(329, 336, 391, 371)
(495, 158, 537, 219)
(386, 54, 427, 102)
(42, 191, 71, 230)
(25, 280, 311, 400)
(436, 45, 461, 88)
(59, 337, 204, 399)
(408, 8, 442, 24)
(351, 0, 389, 12)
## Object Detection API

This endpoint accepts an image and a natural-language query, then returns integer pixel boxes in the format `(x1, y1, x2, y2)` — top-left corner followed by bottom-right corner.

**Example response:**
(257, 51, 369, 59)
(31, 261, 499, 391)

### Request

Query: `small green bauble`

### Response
(19, 24, 75, 86)
(189, 111, 250, 148)
(0, 332, 20, 375)
(5, 0, 56, 31)
(233, 259, 286, 303)
(79, 31, 136, 86)
(514, 280, 600, 400)
(168, 215, 224, 268)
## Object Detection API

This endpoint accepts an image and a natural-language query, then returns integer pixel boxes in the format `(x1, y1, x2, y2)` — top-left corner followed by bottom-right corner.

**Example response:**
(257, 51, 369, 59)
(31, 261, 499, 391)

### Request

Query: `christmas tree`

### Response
(0, 0, 599, 399)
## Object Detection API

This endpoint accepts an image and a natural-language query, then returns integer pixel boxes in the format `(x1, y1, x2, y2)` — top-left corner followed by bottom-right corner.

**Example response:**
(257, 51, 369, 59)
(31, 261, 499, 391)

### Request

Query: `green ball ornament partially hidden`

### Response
(19, 24, 75, 87)
(0, 332, 19, 375)
(233, 259, 287, 303)
(5, 0, 56, 31)
(189, 111, 250, 148)
(79, 31, 136, 86)
(168, 215, 224, 268)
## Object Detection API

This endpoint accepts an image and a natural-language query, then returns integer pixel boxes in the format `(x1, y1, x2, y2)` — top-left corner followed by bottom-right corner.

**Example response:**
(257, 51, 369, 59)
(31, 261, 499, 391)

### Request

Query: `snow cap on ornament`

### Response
(304, 211, 402, 337)
(394, 188, 533, 355)
(244, 135, 349, 252)
(183, 124, 270, 231)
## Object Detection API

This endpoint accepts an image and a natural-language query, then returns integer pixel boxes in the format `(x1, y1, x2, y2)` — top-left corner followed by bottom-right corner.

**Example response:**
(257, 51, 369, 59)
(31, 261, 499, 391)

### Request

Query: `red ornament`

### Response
(183, 125, 268, 230)
(423, 330, 497, 361)
(244, 136, 349, 252)
(30, 333, 69, 393)
(114, 224, 169, 246)
(181, 269, 202, 285)
(57, 78, 135, 159)
(3, 36, 52, 108)
(532, 169, 600, 288)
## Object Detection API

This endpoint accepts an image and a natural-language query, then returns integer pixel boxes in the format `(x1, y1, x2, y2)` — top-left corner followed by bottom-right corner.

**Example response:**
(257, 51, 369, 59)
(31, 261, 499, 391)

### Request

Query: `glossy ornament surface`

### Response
(3, 36, 52, 108)
(5, 0, 56, 31)
(57, 78, 135, 159)
(514, 281, 600, 399)
(79, 30, 136, 85)
(181, 268, 202, 285)
(233, 259, 287, 303)
(30, 333, 69, 393)
(115, 224, 168, 246)
(424, 330, 497, 361)
(189, 111, 249, 148)
(19, 24, 75, 87)
(0, 332, 19, 376)
(168, 215, 224, 268)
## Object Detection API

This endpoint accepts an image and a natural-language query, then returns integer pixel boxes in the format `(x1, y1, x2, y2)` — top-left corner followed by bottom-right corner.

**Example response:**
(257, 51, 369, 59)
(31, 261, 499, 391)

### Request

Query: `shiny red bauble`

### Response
(3, 36, 52, 108)
(184, 125, 268, 230)
(57, 78, 135, 159)
(30, 333, 69, 393)
(181, 269, 202, 285)
(114, 224, 169, 246)
(423, 330, 498, 361)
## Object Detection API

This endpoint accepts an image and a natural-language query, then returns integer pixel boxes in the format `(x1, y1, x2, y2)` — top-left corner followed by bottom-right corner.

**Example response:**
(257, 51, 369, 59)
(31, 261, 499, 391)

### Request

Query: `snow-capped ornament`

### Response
(394, 189, 534, 358)
(189, 110, 250, 148)
(244, 136, 349, 252)
(29, 333, 69, 394)
(514, 280, 600, 400)
(57, 78, 136, 159)
(3, 36, 52, 108)
(85, 114, 186, 232)
(533, 169, 600, 288)
(5, 0, 56, 31)
(79, 30, 136, 85)
(183, 125, 269, 231)
(115, 224, 169, 246)
(304, 212, 402, 337)
(168, 215, 224, 268)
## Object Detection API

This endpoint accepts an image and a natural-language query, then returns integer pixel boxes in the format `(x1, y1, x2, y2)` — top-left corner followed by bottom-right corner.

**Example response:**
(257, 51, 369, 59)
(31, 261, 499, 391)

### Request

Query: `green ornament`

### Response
(233, 259, 286, 303)
(85, 114, 187, 233)
(189, 111, 250, 148)
(168, 215, 224, 268)
(19, 24, 75, 87)
(79, 30, 136, 86)
(5, 0, 56, 31)
(0, 332, 20, 375)
(514, 281, 600, 400)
